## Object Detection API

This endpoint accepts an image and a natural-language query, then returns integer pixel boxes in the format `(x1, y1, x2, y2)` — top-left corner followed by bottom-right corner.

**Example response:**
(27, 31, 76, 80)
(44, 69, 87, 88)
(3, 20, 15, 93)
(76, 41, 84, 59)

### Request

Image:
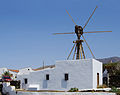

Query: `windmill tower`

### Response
(53, 6, 112, 60)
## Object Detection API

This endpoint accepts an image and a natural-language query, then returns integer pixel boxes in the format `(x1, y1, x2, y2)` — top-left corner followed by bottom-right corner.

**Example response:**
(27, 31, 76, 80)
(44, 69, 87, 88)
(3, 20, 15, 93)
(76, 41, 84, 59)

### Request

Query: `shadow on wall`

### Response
(61, 79, 67, 88)
(43, 80, 48, 88)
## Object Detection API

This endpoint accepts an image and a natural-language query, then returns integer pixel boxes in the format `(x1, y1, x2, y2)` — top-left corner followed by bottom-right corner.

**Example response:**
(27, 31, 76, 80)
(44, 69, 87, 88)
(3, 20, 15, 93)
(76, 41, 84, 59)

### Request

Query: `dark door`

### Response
(97, 73, 99, 87)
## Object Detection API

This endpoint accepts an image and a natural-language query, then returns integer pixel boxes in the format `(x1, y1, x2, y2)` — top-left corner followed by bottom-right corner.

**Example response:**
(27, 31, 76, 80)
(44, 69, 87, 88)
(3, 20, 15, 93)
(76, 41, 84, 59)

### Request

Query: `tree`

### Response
(2, 71, 11, 77)
(103, 62, 120, 87)
(103, 62, 120, 76)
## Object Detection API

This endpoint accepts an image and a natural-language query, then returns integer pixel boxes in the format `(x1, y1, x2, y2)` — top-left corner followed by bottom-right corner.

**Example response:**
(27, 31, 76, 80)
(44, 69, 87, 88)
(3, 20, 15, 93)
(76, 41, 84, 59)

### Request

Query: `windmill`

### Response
(53, 6, 112, 60)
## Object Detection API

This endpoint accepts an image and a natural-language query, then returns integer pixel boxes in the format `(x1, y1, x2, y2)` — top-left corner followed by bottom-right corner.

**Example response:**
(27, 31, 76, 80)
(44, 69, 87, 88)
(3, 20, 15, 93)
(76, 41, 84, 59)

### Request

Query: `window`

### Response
(24, 78, 28, 84)
(46, 74, 49, 80)
(65, 73, 69, 81)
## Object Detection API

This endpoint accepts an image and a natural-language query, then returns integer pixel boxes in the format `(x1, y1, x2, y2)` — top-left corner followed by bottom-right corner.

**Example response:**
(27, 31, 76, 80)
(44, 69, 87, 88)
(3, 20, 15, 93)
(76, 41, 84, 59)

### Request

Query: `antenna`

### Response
(43, 60, 45, 69)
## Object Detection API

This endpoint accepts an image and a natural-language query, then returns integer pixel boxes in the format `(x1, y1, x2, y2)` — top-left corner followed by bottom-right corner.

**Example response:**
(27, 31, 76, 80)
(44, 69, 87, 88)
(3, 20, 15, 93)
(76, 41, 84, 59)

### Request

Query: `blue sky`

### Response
(0, 0, 120, 69)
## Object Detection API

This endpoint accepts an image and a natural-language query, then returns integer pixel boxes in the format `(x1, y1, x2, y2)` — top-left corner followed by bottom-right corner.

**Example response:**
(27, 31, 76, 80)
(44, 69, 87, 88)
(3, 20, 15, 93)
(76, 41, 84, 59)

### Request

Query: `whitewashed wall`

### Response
(53, 59, 93, 90)
(17, 67, 35, 89)
(17, 67, 34, 75)
(17, 59, 103, 91)
(93, 59, 103, 89)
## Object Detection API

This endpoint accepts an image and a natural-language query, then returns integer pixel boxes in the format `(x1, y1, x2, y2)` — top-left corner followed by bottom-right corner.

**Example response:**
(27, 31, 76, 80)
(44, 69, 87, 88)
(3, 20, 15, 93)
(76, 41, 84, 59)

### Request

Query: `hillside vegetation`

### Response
(103, 62, 120, 87)
(103, 62, 120, 75)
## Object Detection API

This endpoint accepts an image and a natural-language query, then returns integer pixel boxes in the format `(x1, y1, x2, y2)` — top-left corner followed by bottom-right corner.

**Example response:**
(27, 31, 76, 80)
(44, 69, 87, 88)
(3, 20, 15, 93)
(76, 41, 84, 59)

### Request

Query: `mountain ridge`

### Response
(97, 56, 120, 64)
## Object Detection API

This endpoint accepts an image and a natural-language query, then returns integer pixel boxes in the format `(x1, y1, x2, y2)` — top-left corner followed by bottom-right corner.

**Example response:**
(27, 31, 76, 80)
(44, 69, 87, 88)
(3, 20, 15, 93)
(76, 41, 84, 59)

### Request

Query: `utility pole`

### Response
(43, 60, 45, 69)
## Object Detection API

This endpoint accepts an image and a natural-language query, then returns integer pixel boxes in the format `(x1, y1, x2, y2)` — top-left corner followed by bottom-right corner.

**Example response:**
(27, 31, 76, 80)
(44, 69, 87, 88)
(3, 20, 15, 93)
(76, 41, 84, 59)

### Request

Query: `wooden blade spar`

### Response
(84, 31, 112, 34)
(67, 44, 76, 60)
(53, 31, 112, 35)
(73, 45, 77, 60)
(83, 6, 98, 29)
(82, 35, 95, 59)
(53, 32, 75, 35)
(66, 9, 76, 25)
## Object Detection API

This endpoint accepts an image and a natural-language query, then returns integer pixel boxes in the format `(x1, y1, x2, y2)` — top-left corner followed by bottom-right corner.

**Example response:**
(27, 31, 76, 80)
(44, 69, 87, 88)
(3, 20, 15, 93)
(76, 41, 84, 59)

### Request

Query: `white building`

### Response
(17, 67, 34, 75)
(17, 59, 103, 91)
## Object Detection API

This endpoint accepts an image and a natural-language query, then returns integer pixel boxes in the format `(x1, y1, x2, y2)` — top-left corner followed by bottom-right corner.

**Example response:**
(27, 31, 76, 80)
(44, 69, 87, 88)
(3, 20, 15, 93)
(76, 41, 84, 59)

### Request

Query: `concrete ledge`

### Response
(17, 92, 116, 95)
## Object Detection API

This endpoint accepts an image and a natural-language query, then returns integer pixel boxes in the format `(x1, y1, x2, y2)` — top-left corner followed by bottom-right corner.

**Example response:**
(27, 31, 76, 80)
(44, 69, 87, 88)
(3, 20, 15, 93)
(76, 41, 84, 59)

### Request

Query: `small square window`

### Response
(46, 74, 49, 80)
(65, 73, 69, 81)
(24, 78, 28, 84)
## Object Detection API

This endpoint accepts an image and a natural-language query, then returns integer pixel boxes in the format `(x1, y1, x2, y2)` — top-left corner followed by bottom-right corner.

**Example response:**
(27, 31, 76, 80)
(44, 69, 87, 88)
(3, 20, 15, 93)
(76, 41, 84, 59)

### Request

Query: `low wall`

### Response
(2, 82, 16, 95)
(2, 83, 116, 95)
(17, 92, 116, 95)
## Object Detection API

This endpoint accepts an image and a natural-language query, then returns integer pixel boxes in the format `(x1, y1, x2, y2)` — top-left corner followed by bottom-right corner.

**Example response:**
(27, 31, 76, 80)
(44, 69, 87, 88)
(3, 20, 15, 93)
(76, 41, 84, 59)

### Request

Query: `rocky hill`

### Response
(98, 56, 120, 64)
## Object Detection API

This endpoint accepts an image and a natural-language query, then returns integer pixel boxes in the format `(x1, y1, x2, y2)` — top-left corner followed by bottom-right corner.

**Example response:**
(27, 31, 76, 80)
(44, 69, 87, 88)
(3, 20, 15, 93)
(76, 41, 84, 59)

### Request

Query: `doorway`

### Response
(97, 73, 99, 87)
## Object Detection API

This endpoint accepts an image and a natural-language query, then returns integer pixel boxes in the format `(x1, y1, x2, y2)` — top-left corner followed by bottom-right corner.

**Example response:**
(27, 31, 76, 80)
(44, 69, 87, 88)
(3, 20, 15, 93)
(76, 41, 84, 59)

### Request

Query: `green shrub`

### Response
(68, 87, 79, 92)
(110, 87, 120, 95)
(110, 87, 118, 92)
(2, 71, 11, 77)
